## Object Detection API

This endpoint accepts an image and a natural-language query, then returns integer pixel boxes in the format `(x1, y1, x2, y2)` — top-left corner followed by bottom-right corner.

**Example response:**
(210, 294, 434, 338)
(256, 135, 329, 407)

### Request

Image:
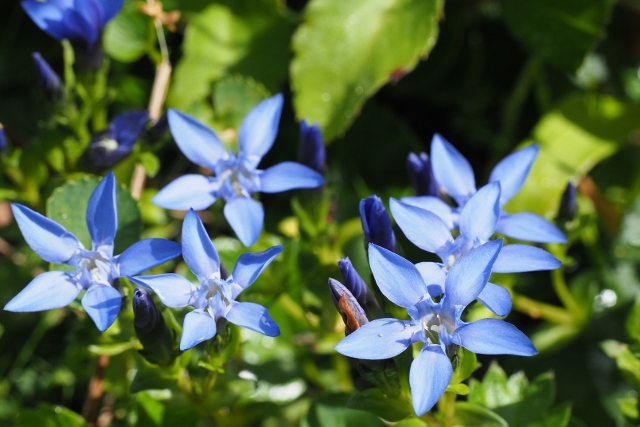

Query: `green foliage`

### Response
(103, 1, 150, 63)
(17, 404, 87, 427)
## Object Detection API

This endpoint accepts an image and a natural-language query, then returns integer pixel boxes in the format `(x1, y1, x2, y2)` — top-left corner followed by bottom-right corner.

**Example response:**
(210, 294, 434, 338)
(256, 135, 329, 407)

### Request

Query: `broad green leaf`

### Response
(168, 0, 293, 124)
(347, 388, 411, 421)
(503, 0, 615, 72)
(302, 393, 386, 427)
(530, 402, 573, 427)
(46, 176, 142, 254)
(17, 404, 87, 427)
(452, 402, 508, 427)
(103, 1, 149, 63)
(212, 75, 271, 132)
(507, 94, 640, 219)
(291, 0, 443, 142)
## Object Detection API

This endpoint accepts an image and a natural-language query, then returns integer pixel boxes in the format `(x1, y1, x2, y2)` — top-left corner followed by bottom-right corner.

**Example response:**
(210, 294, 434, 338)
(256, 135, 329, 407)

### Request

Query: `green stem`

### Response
(436, 392, 456, 426)
(512, 292, 573, 324)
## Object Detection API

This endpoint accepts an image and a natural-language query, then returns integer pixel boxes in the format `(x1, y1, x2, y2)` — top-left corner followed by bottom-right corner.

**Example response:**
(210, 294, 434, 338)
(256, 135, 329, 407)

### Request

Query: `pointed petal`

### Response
(444, 240, 502, 309)
(497, 213, 567, 243)
(230, 246, 283, 296)
(409, 345, 453, 416)
(102, 0, 124, 22)
(82, 285, 122, 331)
(4, 271, 80, 312)
(476, 282, 512, 317)
(399, 196, 455, 229)
(489, 144, 538, 207)
(459, 183, 500, 242)
(238, 94, 283, 160)
(225, 301, 280, 336)
(182, 209, 219, 281)
(167, 109, 227, 171)
(452, 318, 537, 356)
(152, 175, 217, 211)
(11, 203, 79, 264)
(493, 244, 561, 273)
(129, 274, 197, 308)
(415, 262, 446, 297)
(180, 309, 216, 350)
(223, 197, 264, 247)
(389, 199, 452, 253)
(259, 162, 324, 193)
(430, 134, 476, 205)
(334, 318, 419, 359)
(117, 239, 181, 277)
(369, 244, 429, 308)
(86, 173, 117, 248)
(22, 1, 71, 41)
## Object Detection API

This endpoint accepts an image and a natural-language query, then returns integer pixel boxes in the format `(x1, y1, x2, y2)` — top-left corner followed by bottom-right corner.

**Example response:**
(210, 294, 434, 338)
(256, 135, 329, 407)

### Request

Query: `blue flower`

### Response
(152, 94, 325, 247)
(360, 195, 397, 253)
(335, 241, 536, 416)
(129, 209, 283, 351)
(390, 182, 562, 316)
(4, 172, 182, 331)
(22, 0, 123, 49)
(298, 120, 325, 174)
(402, 134, 566, 243)
(89, 110, 149, 168)
(406, 152, 441, 198)
(32, 52, 63, 101)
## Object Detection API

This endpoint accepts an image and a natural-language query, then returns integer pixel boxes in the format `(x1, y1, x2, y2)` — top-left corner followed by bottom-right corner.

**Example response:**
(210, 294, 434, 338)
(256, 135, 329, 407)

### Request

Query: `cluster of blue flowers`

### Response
(332, 134, 566, 415)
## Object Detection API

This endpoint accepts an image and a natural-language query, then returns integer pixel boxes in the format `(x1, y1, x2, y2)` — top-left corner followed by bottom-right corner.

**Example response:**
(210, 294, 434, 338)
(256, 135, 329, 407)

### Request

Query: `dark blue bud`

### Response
(328, 278, 369, 335)
(32, 52, 63, 101)
(338, 257, 368, 300)
(133, 288, 177, 366)
(360, 195, 397, 253)
(0, 124, 6, 151)
(133, 288, 160, 334)
(558, 181, 577, 221)
(406, 152, 441, 197)
(298, 120, 325, 174)
(89, 111, 149, 168)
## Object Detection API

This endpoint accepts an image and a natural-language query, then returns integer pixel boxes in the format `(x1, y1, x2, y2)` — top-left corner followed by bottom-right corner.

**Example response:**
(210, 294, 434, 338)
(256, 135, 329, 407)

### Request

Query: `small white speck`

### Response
(61, 213, 67, 219)
(321, 93, 331, 102)
(355, 86, 364, 95)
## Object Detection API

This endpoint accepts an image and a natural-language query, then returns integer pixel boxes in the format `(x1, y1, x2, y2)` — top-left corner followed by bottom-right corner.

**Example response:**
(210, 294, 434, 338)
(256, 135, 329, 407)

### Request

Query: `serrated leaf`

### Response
(213, 75, 271, 131)
(103, 2, 149, 63)
(347, 388, 411, 421)
(46, 176, 142, 254)
(452, 402, 508, 427)
(503, 0, 615, 72)
(506, 94, 640, 219)
(291, 0, 443, 142)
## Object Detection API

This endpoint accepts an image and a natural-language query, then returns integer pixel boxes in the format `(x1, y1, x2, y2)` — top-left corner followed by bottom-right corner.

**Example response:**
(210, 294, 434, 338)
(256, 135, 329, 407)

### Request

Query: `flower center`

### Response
(214, 154, 260, 199)
(70, 249, 114, 288)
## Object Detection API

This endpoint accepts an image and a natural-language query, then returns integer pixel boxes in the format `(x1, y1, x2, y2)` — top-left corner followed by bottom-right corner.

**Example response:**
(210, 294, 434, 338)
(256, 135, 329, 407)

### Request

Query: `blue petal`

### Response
(399, 196, 455, 229)
(444, 240, 502, 309)
(180, 309, 217, 350)
(368, 244, 429, 308)
(493, 244, 562, 273)
(223, 197, 264, 247)
(4, 271, 80, 312)
(238, 94, 284, 161)
(225, 301, 280, 336)
(452, 318, 537, 356)
(459, 182, 500, 242)
(129, 274, 196, 308)
(82, 285, 122, 331)
(415, 262, 446, 297)
(22, 1, 71, 41)
(71, 0, 101, 46)
(167, 109, 227, 171)
(430, 134, 476, 205)
(476, 282, 512, 317)
(497, 213, 567, 243)
(259, 162, 324, 193)
(182, 209, 220, 281)
(489, 143, 538, 207)
(100, 0, 124, 23)
(152, 174, 217, 210)
(86, 172, 117, 248)
(117, 238, 181, 277)
(334, 318, 419, 359)
(11, 203, 79, 264)
(409, 345, 452, 416)
(389, 198, 452, 253)
(230, 245, 283, 297)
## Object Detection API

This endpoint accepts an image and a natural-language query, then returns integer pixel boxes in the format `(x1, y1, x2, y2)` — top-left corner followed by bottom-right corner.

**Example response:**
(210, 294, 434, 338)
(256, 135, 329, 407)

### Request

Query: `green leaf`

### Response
(451, 402, 508, 427)
(88, 339, 140, 356)
(17, 404, 87, 427)
(347, 388, 411, 421)
(507, 94, 640, 219)
(626, 297, 640, 348)
(617, 397, 639, 420)
(130, 366, 179, 393)
(138, 151, 161, 178)
(213, 74, 271, 131)
(291, 0, 443, 142)
(392, 420, 428, 427)
(468, 363, 527, 408)
(103, 2, 149, 63)
(503, 0, 615, 71)
(530, 402, 573, 427)
(46, 175, 142, 254)
(451, 347, 480, 384)
(302, 393, 386, 427)
(601, 340, 640, 388)
(446, 383, 470, 395)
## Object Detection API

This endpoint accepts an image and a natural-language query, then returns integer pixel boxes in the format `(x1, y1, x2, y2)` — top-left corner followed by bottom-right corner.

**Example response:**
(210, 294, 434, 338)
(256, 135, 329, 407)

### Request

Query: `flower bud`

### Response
(359, 196, 397, 253)
(89, 111, 149, 168)
(0, 123, 6, 151)
(133, 288, 177, 366)
(32, 52, 63, 101)
(298, 120, 326, 174)
(328, 278, 368, 335)
(406, 152, 441, 197)
(558, 182, 577, 221)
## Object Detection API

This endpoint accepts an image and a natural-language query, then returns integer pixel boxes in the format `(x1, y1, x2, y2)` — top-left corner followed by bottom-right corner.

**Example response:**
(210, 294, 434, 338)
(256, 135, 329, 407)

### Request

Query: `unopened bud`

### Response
(359, 195, 397, 253)
(328, 278, 368, 335)
(133, 288, 177, 366)
(298, 120, 325, 175)
(406, 152, 441, 197)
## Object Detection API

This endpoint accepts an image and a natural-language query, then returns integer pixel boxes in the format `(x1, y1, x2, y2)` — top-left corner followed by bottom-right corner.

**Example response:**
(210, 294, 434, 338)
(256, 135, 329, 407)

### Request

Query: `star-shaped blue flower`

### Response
(89, 110, 149, 168)
(335, 241, 536, 416)
(152, 94, 325, 247)
(22, 0, 124, 49)
(402, 134, 566, 244)
(5, 172, 182, 331)
(129, 209, 283, 351)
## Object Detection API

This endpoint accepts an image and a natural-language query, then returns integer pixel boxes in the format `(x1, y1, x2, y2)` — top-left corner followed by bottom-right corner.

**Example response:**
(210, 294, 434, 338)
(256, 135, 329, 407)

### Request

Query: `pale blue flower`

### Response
(152, 94, 325, 247)
(335, 241, 536, 416)
(5, 172, 182, 331)
(130, 209, 282, 351)
(402, 134, 566, 243)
